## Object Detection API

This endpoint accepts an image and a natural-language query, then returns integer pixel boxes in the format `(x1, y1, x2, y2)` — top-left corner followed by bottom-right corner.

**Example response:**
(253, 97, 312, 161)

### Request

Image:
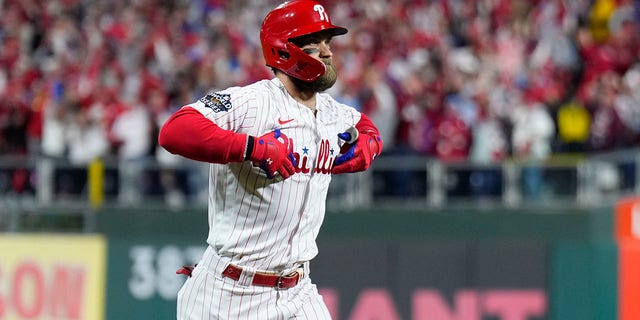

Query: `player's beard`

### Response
(292, 58, 338, 93)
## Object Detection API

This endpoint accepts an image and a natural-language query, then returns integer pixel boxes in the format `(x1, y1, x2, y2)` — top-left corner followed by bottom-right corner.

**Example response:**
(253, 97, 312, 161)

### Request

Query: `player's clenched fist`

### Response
(247, 129, 296, 179)
(332, 115, 383, 174)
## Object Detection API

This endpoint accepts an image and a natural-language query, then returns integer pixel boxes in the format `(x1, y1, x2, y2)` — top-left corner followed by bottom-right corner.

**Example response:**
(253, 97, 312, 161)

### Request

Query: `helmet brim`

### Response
(288, 24, 348, 42)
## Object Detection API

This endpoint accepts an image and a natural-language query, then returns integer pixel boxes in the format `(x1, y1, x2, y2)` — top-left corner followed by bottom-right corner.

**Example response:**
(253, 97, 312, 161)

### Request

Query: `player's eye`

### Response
(292, 32, 331, 44)
(303, 38, 332, 52)
(302, 48, 320, 54)
(303, 39, 321, 48)
(291, 36, 315, 47)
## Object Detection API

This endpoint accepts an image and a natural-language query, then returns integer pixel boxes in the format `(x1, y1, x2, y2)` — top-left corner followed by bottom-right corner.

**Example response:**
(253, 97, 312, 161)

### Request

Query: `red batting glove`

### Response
(247, 129, 296, 179)
(332, 128, 382, 174)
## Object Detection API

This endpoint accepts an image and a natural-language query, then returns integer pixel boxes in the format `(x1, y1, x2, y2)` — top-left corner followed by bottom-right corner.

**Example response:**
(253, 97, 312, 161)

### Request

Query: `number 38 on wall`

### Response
(128, 245, 205, 300)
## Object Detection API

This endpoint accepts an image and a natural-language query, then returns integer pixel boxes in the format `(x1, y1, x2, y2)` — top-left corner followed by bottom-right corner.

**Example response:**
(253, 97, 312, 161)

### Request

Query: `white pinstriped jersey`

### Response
(187, 77, 361, 272)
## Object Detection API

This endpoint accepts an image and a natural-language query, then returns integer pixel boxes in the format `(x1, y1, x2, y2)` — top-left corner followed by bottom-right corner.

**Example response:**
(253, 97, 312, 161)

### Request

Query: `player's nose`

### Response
(318, 42, 332, 58)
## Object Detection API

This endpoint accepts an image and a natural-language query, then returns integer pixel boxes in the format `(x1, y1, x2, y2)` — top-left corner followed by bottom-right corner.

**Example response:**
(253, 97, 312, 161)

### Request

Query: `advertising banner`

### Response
(0, 234, 106, 320)
(97, 208, 616, 320)
(104, 237, 547, 320)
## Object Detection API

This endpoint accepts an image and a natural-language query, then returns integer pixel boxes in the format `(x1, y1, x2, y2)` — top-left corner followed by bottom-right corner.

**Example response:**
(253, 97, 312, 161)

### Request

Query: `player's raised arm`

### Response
(158, 106, 295, 179)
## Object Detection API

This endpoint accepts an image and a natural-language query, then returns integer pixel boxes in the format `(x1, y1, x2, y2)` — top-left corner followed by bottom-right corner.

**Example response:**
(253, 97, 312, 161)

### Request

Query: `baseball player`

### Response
(158, 1, 382, 319)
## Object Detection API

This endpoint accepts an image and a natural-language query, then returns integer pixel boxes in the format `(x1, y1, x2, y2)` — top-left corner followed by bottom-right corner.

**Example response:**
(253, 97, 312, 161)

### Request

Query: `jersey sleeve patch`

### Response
(199, 92, 232, 112)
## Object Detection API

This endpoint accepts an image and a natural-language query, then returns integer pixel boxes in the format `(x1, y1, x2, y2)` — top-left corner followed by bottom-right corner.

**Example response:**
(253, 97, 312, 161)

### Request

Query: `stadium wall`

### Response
(94, 206, 619, 320)
(0, 205, 625, 319)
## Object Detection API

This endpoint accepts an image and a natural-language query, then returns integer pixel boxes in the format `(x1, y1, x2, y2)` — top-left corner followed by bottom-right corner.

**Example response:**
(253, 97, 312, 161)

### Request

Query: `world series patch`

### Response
(199, 92, 232, 112)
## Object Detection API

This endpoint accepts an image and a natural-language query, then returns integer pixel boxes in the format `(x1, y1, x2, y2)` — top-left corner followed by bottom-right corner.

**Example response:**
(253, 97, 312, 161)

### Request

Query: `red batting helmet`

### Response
(260, 0, 347, 82)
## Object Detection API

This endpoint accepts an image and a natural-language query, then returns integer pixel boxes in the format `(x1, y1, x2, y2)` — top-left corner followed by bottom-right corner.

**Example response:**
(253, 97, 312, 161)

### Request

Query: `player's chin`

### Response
(291, 64, 337, 92)
(315, 64, 338, 92)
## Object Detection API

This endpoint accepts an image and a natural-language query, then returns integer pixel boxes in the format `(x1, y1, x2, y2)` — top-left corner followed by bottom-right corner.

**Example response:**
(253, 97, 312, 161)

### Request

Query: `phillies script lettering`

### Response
(291, 139, 335, 174)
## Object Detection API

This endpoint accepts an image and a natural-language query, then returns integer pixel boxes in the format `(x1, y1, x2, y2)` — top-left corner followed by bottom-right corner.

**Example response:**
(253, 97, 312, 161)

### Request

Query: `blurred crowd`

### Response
(1, 0, 640, 200)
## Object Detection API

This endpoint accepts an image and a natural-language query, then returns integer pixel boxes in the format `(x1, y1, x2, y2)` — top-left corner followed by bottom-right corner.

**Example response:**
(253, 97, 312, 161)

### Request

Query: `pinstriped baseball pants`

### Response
(176, 247, 331, 320)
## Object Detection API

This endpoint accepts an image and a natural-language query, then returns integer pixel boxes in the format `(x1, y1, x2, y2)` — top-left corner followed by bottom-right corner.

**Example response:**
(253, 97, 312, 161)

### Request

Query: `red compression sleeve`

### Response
(158, 107, 248, 163)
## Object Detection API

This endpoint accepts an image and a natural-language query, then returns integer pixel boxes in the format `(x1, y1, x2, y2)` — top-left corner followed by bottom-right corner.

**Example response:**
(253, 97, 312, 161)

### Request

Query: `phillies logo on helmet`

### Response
(313, 4, 329, 21)
(289, 138, 336, 175)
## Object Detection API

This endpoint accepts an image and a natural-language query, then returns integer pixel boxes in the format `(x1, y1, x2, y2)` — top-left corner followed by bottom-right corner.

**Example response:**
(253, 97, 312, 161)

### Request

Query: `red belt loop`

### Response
(221, 264, 301, 289)
(176, 264, 197, 277)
